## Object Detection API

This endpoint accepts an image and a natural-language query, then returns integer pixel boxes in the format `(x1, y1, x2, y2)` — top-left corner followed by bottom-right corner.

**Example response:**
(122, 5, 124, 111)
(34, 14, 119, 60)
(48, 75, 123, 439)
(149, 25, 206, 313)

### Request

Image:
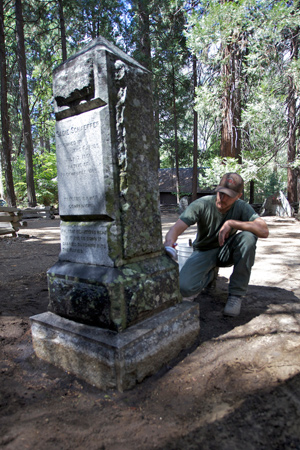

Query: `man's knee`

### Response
(179, 272, 195, 297)
(241, 230, 257, 244)
(178, 248, 218, 297)
(179, 263, 204, 297)
(236, 231, 257, 251)
(233, 231, 257, 269)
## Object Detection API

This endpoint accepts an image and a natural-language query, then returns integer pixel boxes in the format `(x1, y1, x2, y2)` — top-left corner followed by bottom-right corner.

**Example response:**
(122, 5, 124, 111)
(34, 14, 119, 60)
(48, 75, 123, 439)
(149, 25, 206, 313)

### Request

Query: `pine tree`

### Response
(15, 0, 36, 206)
(0, 0, 16, 206)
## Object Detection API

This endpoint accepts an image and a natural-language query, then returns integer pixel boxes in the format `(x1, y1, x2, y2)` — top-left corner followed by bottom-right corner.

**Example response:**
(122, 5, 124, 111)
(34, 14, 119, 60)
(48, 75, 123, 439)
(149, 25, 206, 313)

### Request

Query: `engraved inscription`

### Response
(56, 109, 107, 216)
(59, 223, 114, 267)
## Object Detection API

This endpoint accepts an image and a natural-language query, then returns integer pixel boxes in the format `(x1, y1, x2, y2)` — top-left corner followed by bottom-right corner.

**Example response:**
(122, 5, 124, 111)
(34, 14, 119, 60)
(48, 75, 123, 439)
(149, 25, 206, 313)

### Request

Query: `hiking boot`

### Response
(224, 295, 242, 317)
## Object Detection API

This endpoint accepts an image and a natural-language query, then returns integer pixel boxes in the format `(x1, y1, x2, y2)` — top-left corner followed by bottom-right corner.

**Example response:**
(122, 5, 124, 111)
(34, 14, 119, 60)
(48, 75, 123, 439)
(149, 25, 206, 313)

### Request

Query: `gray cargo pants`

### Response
(179, 231, 258, 297)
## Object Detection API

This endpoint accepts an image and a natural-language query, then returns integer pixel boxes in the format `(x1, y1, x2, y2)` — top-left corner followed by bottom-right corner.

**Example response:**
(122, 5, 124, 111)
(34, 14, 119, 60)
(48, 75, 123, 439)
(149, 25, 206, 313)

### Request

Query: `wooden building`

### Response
(158, 168, 215, 205)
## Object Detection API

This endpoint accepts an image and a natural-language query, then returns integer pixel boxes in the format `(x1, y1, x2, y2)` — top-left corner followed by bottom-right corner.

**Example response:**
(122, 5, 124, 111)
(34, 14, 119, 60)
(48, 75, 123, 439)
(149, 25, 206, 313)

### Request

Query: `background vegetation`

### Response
(0, 0, 299, 207)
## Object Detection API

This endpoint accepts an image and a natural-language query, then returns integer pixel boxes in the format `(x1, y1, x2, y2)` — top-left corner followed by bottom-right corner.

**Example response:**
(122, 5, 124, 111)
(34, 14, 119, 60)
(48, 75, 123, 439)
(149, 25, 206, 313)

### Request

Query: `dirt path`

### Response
(1, 215, 300, 449)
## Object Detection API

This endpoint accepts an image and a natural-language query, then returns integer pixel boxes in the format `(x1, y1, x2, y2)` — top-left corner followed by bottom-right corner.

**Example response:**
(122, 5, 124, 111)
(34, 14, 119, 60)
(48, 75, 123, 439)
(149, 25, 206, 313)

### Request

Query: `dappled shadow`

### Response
(114, 277, 300, 400)
(1, 216, 300, 450)
(156, 369, 300, 450)
(197, 275, 300, 343)
(0, 233, 59, 319)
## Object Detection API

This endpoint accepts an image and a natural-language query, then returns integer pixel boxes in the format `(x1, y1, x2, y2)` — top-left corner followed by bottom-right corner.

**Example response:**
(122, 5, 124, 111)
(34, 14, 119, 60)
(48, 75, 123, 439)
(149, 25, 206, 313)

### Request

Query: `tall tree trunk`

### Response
(45, 136, 51, 152)
(287, 26, 299, 204)
(297, 167, 300, 206)
(172, 66, 180, 205)
(220, 0, 242, 162)
(233, 40, 242, 164)
(220, 42, 232, 158)
(0, 155, 4, 200)
(136, 0, 151, 70)
(0, 0, 16, 206)
(58, 0, 67, 61)
(15, 0, 36, 206)
(154, 80, 160, 168)
(192, 52, 198, 201)
(220, 40, 242, 162)
(249, 180, 255, 204)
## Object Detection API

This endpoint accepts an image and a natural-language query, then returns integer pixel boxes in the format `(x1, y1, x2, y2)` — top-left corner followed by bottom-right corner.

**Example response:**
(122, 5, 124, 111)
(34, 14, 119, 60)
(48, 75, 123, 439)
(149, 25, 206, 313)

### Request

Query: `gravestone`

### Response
(260, 191, 294, 218)
(30, 37, 199, 391)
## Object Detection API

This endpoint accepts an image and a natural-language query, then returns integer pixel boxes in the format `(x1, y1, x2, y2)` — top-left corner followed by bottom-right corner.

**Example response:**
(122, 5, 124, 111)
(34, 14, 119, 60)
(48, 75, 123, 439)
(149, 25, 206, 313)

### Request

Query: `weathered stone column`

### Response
(30, 37, 199, 391)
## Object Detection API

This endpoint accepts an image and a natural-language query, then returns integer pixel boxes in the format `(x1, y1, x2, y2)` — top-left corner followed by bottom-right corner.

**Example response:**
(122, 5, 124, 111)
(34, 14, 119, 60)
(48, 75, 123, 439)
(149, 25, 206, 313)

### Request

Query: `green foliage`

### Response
(199, 156, 287, 203)
(1, 0, 299, 206)
(185, 0, 300, 197)
(160, 137, 194, 168)
(34, 152, 58, 206)
(194, 83, 222, 159)
(146, 0, 193, 168)
(263, 171, 286, 199)
(1, 0, 127, 205)
(67, 0, 125, 46)
(12, 152, 58, 207)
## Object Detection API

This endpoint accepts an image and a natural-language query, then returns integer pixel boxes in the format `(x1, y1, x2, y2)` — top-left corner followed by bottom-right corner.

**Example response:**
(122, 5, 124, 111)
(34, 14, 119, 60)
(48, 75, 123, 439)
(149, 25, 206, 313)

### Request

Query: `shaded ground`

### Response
(1, 214, 300, 449)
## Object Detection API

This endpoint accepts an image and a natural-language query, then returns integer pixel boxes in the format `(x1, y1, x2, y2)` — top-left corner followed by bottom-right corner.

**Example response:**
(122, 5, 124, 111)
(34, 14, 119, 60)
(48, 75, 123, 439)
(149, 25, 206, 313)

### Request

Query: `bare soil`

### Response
(1, 214, 300, 450)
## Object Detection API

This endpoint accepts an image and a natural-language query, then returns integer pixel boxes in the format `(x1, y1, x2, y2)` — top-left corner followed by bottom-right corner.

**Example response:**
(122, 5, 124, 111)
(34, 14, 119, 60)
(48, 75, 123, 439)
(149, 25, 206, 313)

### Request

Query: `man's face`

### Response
(215, 191, 242, 213)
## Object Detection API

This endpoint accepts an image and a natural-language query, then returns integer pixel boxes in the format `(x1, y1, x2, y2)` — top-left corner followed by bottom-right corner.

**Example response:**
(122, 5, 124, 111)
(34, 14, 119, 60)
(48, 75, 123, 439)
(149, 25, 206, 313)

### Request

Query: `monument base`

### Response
(30, 302, 200, 392)
(47, 257, 181, 332)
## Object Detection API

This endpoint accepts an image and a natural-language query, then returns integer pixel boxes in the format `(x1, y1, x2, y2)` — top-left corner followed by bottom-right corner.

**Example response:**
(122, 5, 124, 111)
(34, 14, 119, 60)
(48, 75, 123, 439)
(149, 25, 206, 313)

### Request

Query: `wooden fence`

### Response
(0, 207, 23, 237)
(21, 206, 56, 219)
(0, 205, 57, 237)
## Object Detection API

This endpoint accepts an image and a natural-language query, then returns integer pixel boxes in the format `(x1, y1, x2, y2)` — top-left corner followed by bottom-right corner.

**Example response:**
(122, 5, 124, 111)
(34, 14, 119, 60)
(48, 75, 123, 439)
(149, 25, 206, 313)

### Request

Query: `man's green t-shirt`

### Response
(179, 195, 259, 251)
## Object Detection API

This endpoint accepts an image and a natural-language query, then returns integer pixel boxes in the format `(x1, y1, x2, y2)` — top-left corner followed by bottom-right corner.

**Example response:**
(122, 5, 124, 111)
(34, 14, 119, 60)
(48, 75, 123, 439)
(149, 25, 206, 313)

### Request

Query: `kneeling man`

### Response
(164, 173, 269, 317)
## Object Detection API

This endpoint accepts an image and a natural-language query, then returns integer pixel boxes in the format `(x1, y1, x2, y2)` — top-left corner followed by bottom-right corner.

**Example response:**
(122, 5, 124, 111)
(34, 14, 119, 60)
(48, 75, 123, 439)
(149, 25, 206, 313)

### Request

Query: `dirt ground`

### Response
(1, 213, 300, 450)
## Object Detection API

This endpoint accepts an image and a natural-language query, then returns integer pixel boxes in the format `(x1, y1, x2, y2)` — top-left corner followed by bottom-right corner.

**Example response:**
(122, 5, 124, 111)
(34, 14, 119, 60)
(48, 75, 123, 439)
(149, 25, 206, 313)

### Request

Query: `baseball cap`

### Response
(215, 173, 244, 198)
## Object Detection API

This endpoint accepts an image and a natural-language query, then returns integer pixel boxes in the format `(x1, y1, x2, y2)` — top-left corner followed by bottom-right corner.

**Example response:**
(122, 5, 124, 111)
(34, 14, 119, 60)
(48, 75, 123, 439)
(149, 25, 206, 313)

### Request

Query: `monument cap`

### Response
(215, 173, 244, 198)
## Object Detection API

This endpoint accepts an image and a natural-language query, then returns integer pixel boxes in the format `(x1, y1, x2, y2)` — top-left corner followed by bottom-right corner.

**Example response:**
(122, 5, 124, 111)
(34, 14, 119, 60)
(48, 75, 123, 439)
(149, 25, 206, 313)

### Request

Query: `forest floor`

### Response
(1, 213, 300, 449)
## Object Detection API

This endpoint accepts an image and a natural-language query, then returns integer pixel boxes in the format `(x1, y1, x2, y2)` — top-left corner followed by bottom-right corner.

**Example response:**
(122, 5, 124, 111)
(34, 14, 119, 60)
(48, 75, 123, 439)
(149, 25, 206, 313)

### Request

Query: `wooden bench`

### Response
(21, 206, 56, 220)
(0, 207, 23, 237)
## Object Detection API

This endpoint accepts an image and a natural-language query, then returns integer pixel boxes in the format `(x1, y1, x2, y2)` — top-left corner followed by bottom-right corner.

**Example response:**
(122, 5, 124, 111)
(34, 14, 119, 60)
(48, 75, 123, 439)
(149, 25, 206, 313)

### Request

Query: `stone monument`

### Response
(30, 37, 200, 391)
(260, 191, 294, 217)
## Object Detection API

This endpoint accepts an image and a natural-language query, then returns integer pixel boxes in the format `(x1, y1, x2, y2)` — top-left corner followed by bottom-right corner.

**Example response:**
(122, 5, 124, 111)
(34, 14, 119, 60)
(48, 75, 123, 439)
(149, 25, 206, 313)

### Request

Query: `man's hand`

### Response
(218, 221, 232, 246)
(218, 217, 269, 247)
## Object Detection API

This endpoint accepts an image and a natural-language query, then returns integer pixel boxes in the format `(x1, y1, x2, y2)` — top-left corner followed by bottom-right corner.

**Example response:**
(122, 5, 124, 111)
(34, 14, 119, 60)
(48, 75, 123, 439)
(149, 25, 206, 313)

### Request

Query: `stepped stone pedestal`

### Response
(30, 36, 200, 391)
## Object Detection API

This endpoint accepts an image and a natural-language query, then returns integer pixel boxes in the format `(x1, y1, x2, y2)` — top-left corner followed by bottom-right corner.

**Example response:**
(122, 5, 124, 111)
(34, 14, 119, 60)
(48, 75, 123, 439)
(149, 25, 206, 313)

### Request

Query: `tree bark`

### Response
(15, 0, 36, 206)
(136, 0, 151, 70)
(220, 40, 242, 162)
(58, 0, 67, 61)
(191, 0, 198, 201)
(172, 66, 180, 205)
(192, 53, 198, 201)
(154, 80, 160, 168)
(249, 180, 255, 204)
(0, 0, 16, 206)
(287, 26, 299, 204)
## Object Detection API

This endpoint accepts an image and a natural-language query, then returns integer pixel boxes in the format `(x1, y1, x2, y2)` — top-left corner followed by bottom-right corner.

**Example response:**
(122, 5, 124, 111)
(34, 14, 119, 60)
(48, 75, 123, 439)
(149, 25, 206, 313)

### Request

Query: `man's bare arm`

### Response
(164, 219, 189, 247)
(218, 217, 269, 246)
